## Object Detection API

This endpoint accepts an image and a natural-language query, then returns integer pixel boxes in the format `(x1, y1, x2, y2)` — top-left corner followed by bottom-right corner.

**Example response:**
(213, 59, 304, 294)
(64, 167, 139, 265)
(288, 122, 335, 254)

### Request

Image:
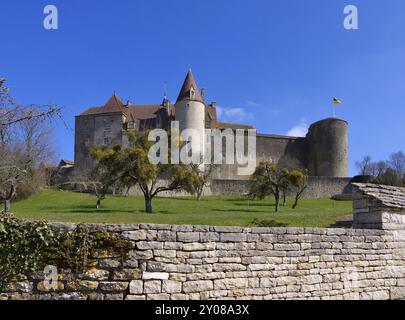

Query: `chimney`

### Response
(201, 87, 206, 102)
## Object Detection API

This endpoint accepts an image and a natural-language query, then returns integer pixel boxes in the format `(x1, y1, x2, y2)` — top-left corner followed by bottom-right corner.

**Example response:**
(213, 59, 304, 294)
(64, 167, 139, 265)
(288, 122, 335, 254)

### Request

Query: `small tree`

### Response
(189, 161, 217, 201)
(289, 169, 309, 209)
(249, 161, 290, 213)
(90, 145, 124, 209)
(96, 132, 201, 214)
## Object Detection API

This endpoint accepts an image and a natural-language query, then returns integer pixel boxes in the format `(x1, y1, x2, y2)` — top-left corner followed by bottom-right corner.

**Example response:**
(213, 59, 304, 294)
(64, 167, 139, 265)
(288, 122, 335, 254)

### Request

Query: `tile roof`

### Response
(352, 183, 405, 210)
(80, 93, 125, 116)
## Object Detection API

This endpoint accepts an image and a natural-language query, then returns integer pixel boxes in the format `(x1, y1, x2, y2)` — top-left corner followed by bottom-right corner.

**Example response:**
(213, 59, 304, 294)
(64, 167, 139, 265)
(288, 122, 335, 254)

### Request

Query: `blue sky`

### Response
(1, 0, 404, 176)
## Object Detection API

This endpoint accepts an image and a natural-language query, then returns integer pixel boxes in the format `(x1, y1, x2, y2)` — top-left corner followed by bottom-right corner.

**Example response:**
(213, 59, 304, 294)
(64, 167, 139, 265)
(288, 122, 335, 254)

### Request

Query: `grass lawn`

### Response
(10, 189, 353, 227)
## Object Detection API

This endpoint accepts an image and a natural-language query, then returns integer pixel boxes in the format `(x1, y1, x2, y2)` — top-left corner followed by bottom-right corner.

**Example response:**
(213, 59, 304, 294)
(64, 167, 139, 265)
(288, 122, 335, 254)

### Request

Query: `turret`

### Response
(306, 118, 349, 177)
(174, 69, 205, 162)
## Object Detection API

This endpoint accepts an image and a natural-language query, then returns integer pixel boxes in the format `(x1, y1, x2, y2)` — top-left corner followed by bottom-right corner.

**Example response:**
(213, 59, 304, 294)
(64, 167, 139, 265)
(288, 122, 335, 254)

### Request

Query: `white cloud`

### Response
(244, 100, 262, 107)
(216, 106, 253, 123)
(286, 118, 308, 137)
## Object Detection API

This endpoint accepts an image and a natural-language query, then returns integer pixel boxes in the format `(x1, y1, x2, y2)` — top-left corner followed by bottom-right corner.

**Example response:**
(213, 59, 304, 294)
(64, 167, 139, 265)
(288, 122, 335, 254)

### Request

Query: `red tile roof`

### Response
(80, 93, 125, 116)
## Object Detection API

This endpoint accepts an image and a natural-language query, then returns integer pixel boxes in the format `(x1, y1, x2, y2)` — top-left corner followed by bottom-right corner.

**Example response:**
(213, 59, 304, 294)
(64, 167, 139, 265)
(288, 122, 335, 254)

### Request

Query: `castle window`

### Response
(84, 138, 90, 147)
(128, 121, 135, 129)
(190, 87, 195, 100)
(104, 137, 110, 145)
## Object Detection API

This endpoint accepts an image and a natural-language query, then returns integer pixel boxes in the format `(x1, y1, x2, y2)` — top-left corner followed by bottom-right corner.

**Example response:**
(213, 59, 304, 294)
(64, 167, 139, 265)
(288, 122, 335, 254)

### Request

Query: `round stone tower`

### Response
(307, 118, 348, 177)
(174, 69, 205, 162)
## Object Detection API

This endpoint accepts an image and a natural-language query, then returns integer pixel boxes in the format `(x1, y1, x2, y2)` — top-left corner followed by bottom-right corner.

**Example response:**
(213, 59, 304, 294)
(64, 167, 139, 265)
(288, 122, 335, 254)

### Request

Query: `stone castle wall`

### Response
(127, 177, 353, 199)
(2, 222, 404, 300)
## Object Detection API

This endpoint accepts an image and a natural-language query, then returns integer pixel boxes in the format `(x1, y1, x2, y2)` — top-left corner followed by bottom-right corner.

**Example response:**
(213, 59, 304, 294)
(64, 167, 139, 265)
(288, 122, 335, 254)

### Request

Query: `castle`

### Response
(74, 70, 350, 196)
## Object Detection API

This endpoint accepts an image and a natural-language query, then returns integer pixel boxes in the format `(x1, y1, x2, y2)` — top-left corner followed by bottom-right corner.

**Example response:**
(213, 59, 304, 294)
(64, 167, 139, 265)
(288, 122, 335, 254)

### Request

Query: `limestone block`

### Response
(220, 233, 247, 242)
(99, 282, 128, 292)
(122, 230, 147, 241)
(177, 232, 200, 242)
(200, 232, 220, 242)
(213, 263, 246, 272)
(148, 293, 170, 300)
(66, 280, 99, 291)
(144, 280, 162, 294)
(182, 280, 213, 293)
(112, 268, 141, 280)
(154, 249, 176, 258)
(143, 272, 169, 280)
(260, 277, 276, 288)
(157, 230, 177, 242)
(214, 278, 249, 290)
(81, 268, 109, 281)
(162, 280, 182, 293)
(129, 249, 153, 260)
(129, 280, 143, 294)
(126, 294, 146, 300)
(183, 242, 216, 251)
(136, 241, 163, 250)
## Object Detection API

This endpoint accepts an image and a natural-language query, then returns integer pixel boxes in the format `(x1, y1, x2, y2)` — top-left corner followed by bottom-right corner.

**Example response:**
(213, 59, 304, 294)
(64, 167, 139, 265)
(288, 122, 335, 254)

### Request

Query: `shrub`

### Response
(0, 213, 133, 290)
(250, 218, 288, 227)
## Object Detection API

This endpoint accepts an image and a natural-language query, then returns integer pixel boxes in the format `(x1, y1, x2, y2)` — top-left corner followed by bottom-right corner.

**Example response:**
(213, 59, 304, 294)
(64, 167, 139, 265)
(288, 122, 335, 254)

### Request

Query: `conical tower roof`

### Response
(176, 69, 203, 103)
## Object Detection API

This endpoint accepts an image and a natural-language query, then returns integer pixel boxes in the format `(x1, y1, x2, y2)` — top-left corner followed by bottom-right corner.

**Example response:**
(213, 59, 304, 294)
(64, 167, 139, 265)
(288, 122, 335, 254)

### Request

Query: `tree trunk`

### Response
(196, 189, 203, 201)
(274, 192, 280, 213)
(3, 199, 11, 213)
(282, 190, 287, 206)
(292, 187, 306, 209)
(96, 199, 101, 209)
(292, 194, 299, 209)
(145, 196, 153, 214)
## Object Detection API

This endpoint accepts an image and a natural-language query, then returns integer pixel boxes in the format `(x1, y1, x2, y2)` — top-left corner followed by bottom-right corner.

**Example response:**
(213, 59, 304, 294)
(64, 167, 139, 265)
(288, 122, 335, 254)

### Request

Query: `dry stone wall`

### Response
(1, 223, 405, 300)
(2, 183, 405, 300)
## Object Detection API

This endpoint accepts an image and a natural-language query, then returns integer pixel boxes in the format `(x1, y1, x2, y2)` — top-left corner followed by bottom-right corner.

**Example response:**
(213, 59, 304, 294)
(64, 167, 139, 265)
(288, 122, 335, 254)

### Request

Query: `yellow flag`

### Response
(333, 97, 343, 105)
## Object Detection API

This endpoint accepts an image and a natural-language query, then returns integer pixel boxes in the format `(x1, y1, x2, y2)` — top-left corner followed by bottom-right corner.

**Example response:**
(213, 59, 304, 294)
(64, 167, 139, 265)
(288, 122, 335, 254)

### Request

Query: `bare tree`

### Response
(20, 117, 56, 168)
(1, 78, 62, 135)
(355, 155, 372, 175)
(0, 145, 29, 213)
(369, 161, 388, 178)
(0, 77, 61, 212)
(388, 151, 405, 178)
